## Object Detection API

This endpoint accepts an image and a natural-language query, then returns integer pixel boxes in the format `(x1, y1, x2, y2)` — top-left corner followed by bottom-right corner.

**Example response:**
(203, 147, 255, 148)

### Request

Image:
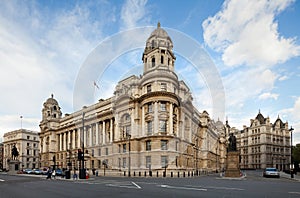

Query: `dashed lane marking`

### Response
(160, 185, 207, 191)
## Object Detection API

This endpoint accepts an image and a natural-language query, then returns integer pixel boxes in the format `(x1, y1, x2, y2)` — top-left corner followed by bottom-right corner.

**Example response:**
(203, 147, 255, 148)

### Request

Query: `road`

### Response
(0, 171, 299, 198)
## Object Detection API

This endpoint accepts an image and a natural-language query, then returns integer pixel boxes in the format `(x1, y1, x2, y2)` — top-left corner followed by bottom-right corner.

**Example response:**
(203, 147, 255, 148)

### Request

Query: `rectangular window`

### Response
(161, 140, 168, 150)
(175, 141, 179, 151)
(161, 83, 167, 91)
(148, 103, 153, 113)
(105, 148, 108, 155)
(27, 136, 30, 140)
(123, 144, 127, 153)
(161, 156, 168, 168)
(123, 157, 127, 168)
(146, 156, 151, 169)
(160, 120, 167, 132)
(146, 141, 151, 151)
(160, 102, 166, 111)
(118, 158, 121, 169)
(33, 150, 36, 156)
(27, 149, 30, 155)
(119, 145, 121, 153)
(147, 121, 153, 135)
(98, 148, 101, 156)
(147, 85, 151, 93)
(125, 126, 131, 136)
(98, 160, 101, 168)
(92, 149, 94, 157)
(27, 143, 30, 147)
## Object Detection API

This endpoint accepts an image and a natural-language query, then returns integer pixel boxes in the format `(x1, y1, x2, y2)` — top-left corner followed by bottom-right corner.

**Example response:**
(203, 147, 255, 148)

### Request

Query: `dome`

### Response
(45, 94, 59, 105)
(145, 22, 173, 51)
(149, 22, 171, 40)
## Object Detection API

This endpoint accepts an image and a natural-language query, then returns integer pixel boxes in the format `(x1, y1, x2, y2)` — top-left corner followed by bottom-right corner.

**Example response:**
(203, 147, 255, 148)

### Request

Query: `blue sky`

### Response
(0, 0, 300, 144)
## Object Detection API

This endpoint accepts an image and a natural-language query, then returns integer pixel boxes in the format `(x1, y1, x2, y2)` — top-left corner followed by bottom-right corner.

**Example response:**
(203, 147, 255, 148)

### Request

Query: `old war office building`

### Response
(39, 24, 227, 174)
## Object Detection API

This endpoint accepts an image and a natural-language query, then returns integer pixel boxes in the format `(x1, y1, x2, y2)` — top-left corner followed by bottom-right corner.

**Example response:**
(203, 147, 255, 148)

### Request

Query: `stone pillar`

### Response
(96, 122, 99, 145)
(169, 103, 173, 134)
(110, 119, 113, 142)
(84, 127, 87, 147)
(59, 134, 62, 151)
(68, 131, 71, 149)
(89, 126, 93, 146)
(154, 102, 158, 133)
(102, 121, 106, 144)
(141, 106, 145, 136)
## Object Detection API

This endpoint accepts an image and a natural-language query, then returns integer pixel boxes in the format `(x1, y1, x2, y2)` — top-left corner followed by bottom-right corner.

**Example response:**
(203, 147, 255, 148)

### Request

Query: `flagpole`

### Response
(20, 115, 23, 130)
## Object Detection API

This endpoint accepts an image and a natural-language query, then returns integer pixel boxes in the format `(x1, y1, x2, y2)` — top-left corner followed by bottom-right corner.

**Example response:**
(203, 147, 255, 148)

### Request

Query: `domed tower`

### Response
(39, 94, 62, 167)
(142, 22, 176, 74)
(41, 94, 62, 122)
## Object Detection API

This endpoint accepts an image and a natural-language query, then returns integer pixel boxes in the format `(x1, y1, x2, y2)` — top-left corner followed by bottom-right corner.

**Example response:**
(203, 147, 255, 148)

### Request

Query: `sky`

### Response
(0, 0, 300, 144)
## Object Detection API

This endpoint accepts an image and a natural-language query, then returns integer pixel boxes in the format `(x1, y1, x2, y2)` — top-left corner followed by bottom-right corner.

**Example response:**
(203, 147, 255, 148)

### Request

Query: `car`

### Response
(263, 168, 280, 178)
(55, 169, 63, 176)
(23, 169, 33, 174)
(33, 169, 42, 175)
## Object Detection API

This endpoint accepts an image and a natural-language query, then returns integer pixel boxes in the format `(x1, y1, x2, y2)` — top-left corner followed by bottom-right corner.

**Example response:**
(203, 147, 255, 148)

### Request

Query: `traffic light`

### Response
(78, 149, 83, 161)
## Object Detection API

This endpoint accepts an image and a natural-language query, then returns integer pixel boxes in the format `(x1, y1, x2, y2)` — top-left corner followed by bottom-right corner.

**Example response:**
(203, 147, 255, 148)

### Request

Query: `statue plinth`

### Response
(225, 151, 240, 177)
(8, 160, 21, 174)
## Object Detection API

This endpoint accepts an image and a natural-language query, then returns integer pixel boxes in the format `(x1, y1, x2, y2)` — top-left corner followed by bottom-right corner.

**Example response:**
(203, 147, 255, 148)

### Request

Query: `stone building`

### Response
(3, 129, 40, 170)
(39, 23, 226, 175)
(235, 111, 291, 170)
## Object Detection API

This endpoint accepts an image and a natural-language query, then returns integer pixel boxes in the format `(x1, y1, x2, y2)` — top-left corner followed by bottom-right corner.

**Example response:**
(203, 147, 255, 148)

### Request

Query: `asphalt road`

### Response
(0, 171, 299, 198)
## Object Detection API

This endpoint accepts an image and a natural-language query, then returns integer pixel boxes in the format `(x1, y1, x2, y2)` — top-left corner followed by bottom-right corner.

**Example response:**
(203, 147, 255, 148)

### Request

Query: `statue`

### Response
(228, 133, 237, 152)
(11, 144, 19, 160)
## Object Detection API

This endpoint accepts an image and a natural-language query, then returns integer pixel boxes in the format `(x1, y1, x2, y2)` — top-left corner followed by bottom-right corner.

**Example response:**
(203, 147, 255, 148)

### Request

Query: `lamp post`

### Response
(126, 130, 131, 177)
(79, 112, 86, 179)
(289, 126, 294, 178)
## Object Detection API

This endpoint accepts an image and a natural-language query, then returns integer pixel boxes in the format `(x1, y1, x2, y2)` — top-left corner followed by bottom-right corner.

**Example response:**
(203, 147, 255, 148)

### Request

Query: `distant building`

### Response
(235, 111, 291, 170)
(39, 23, 227, 175)
(3, 129, 40, 170)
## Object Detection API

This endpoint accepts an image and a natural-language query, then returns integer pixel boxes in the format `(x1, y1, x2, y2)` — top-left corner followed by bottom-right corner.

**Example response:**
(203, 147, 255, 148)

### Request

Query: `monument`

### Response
(225, 133, 241, 177)
(8, 144, 21, 174)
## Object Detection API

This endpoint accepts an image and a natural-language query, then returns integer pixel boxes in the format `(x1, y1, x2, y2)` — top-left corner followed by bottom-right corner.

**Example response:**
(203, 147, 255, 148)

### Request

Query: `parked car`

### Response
(23, 169, 33, 174)
(263, 168, 280, 178)
(55, 169, 63, 176)
(33, 169, 42, 175)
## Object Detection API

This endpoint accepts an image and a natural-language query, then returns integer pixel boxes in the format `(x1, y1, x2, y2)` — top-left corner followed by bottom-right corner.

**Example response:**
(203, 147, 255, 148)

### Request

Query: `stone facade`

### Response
(39, 23, 227, 174)
(3, 129, 40, 170)
(235, 111, 291, 170)
(0, 143, 3, 170)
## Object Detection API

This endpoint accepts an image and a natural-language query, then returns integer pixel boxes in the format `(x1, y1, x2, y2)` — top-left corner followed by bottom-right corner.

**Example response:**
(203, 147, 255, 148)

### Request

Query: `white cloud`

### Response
(258, 92, 279, 100)
(121, 0, 149, 29)
(202, 0, 300, 67)
(278, 75, 289, 81)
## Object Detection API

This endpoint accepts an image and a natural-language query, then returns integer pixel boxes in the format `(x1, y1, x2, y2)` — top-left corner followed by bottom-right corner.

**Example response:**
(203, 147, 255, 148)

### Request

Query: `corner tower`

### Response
(142, 22, 176, 74)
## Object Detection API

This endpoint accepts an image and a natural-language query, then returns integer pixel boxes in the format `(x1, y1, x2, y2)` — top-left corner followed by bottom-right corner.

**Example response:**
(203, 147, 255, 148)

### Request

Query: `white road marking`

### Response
(186, 185, 244, 191)
(289, 192, 300, 195)
(160, 184, 207, 191)
(131, 182, 141, 189)
(0, 179, 4, 182)
(106, 184, 140, 189)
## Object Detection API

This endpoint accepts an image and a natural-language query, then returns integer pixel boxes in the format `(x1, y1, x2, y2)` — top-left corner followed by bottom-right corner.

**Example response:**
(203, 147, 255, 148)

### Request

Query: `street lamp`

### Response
(79, 112, 86, 179)
(126, 130, 131, 177)
(289, 126, 294, 178)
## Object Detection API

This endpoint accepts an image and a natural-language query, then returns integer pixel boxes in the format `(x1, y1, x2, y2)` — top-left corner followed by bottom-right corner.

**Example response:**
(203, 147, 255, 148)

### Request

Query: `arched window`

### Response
(151, 57, 155, 67)
(161, 55, 164, 64)
(151, 40, 155, 49)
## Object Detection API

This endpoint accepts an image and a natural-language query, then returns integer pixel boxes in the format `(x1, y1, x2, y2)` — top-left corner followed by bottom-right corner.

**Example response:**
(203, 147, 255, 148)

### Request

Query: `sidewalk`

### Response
(280, 171, 300, 182)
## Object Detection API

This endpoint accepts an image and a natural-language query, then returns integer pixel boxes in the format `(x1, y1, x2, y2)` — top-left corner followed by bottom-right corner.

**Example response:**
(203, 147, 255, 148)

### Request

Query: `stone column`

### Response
(59, 134, 62, 151)
(102, 121, 106, 144)
(68, 131, 71, 149)
(89, 125, 93, 146)
(110, 119, 113, 142)
(169, 102, 173, 135)
(141, 106, 145, 136)
(154, 102, 158, 133)
(96, 122, 99, 145)
(84, 127, 87, 147)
